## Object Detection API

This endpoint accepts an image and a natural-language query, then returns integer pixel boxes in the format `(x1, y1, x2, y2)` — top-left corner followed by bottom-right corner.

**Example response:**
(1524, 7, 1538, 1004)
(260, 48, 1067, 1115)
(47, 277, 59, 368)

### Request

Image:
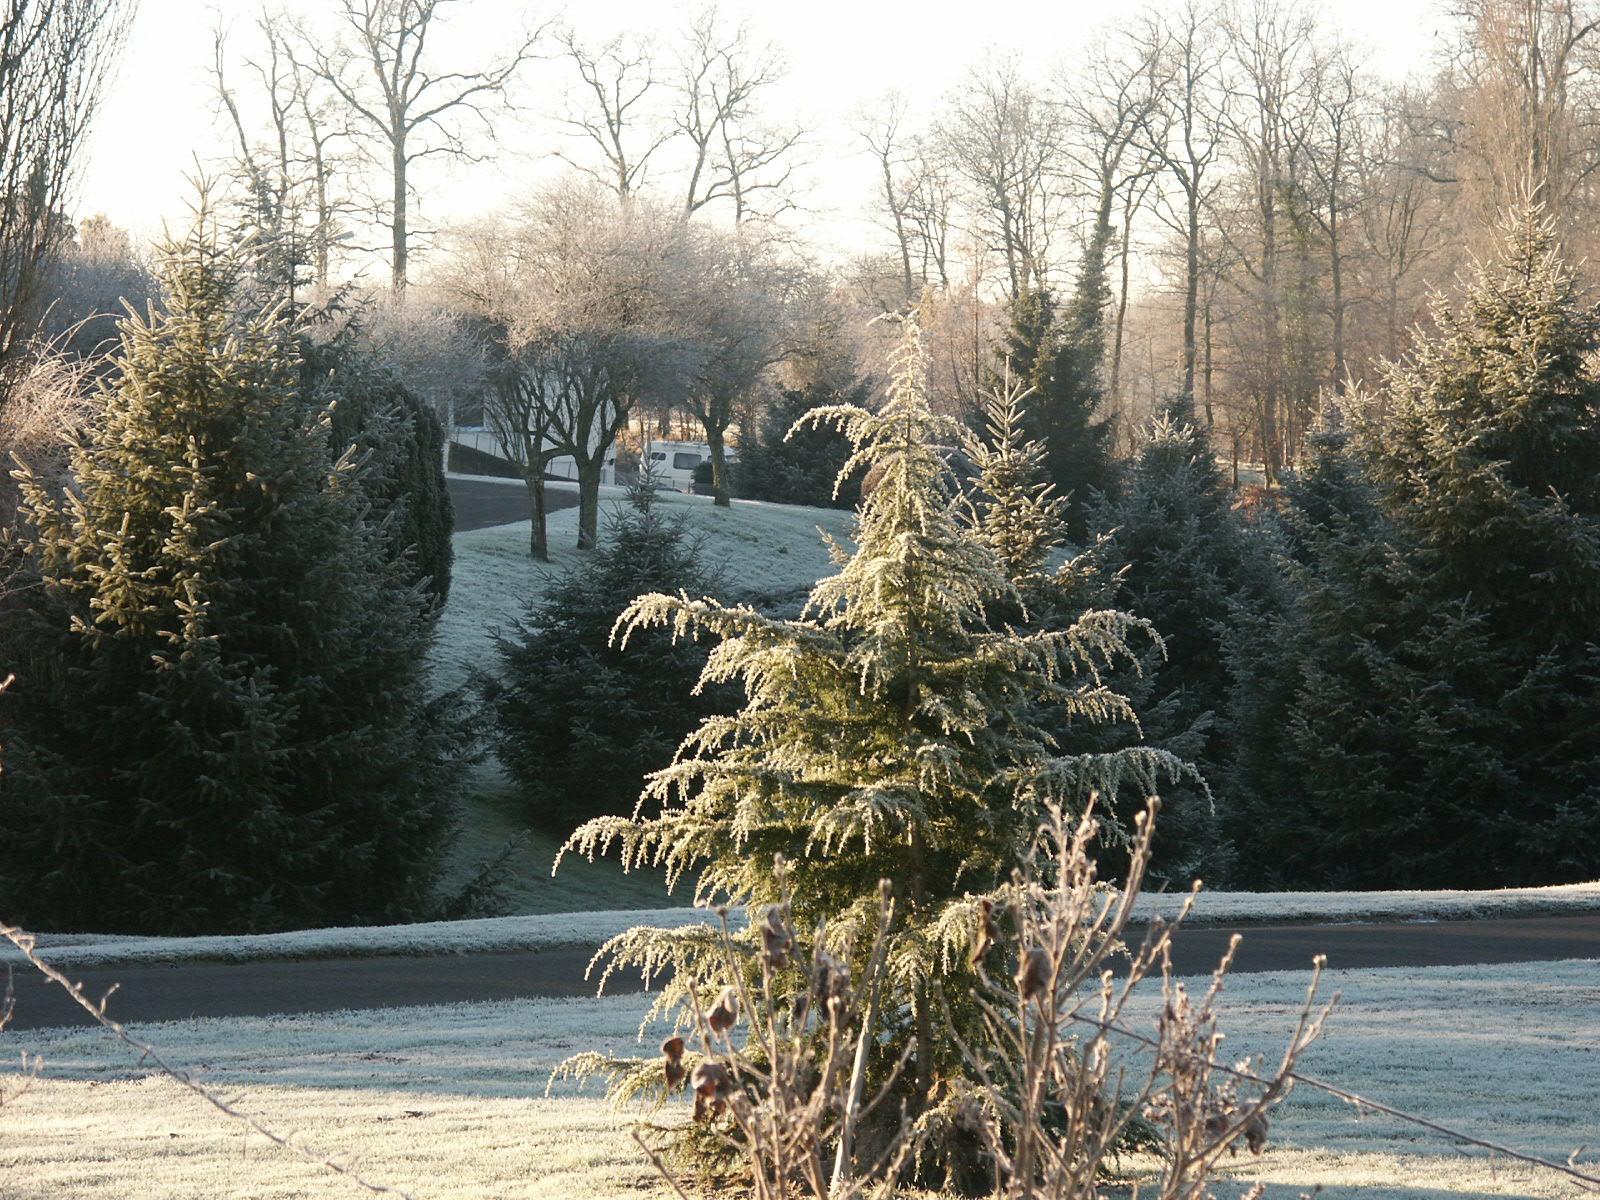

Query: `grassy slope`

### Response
(434, 486, 855, 916)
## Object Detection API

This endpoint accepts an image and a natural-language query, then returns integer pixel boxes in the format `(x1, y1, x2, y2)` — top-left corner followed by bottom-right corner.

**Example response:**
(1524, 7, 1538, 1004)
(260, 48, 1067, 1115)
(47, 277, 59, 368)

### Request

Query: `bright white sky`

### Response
(78, 0, 1450, 277)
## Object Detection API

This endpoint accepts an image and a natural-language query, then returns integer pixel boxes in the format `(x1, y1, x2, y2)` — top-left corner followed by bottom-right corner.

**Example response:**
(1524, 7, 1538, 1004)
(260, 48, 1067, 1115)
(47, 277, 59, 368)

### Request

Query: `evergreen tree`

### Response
(0, 210, 462, 934)
(1220, 427, 1379, 884)
(1357, 208, 1600, 649)
(1229, 210, 1600, 888)
(991, 287, 1115, 542)
(964, 379, 1212, 885)
(1275, 423, 1381, 563)
(558, 316, 1186, 1189)
(960, 367, 1065, 592)
(1090, 409, 1278, 804)
(480, 482, 726, 833)
(299, 328, 455, 605)
(735, 377, 867, 509)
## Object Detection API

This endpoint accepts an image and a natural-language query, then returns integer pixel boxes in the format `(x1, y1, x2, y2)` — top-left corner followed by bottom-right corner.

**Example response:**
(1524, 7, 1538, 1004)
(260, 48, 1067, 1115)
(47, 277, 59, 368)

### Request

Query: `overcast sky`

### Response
(77, 0, 1450, 277)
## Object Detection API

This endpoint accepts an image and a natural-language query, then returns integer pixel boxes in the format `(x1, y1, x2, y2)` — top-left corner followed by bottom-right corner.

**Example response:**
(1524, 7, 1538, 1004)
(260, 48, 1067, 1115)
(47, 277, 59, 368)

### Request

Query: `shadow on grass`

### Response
(438, 761, 692, 918)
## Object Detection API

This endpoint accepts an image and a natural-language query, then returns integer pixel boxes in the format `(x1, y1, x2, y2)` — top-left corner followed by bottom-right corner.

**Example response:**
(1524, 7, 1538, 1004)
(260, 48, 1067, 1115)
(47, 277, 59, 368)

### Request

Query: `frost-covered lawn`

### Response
(18, 880, 1600, 970)
(433, 479, 855, 693)
(3, 958, 1595, 1198)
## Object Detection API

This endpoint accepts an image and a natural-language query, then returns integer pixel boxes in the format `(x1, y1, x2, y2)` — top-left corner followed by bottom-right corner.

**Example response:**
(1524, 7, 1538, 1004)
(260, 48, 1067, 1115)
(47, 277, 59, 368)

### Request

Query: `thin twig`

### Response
(0, 924, 414, 1199)
(631, 1127, 694, 1200)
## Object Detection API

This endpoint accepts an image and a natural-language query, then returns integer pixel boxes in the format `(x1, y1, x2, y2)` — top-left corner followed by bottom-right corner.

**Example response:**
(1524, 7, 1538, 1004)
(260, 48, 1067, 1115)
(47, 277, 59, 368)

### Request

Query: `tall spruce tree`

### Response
(0, 209, 461, 934)
(1230, 209, 1600, 888)
(991, 287, 1115, 542)
(558, 316, 1186, 1189)
(1357, 208, 1600, 649)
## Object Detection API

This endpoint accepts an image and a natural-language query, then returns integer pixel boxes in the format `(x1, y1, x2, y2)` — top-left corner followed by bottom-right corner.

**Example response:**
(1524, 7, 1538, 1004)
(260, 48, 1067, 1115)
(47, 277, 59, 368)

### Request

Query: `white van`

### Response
(641, 441, 714, 493)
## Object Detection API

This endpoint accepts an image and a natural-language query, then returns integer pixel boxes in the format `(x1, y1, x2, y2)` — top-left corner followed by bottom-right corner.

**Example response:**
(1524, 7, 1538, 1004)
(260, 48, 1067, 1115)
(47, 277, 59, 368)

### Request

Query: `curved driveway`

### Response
(448, 477, 578, 532)
(8, 913, 1597, 1032)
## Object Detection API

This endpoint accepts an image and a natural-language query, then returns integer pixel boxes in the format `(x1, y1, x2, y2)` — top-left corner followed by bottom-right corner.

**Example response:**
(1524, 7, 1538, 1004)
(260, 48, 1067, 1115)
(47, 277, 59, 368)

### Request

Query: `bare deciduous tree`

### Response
(1354, 87, 1449, 366)
(356, 288, 489, 447)
(300, 0, 546, 294)
(1139, 0, 1231, 409)
(554, 25, 670, 202)
(444, 185, 695, 552)
(1451, 0, 1600, 231)
(1219, 0, 1320, 479)
(675, 6, 805, 225)
(677, 227, 794, 506)
(938, 56, 1069, 300)
(1297, 41, 1368, 393)
(0, 0, 133, 387)
(855, 92, 919, 304)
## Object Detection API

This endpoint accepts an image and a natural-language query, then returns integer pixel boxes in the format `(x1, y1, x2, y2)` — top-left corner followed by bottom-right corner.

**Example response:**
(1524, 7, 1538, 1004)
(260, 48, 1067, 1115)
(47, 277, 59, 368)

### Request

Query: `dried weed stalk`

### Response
(634, 798, 1600, 1198)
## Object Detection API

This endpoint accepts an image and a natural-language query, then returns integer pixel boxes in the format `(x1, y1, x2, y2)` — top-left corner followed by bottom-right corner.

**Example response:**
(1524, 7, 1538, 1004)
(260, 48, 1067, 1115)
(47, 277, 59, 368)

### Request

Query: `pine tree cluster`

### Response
(1226, 211, 1600, 887)
(0, 212, 463, 934)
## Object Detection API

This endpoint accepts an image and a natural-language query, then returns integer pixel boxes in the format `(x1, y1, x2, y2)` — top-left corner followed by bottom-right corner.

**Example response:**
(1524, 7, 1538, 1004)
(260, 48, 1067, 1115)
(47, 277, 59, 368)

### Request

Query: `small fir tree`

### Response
(481, 482, 726, 833)
(991, 287, 1116, 542)
(0, 209, 461, 934)
(735, 377, 868, 509)
(557, 315, 1186, 1189)
(960, 367, 1065, 591)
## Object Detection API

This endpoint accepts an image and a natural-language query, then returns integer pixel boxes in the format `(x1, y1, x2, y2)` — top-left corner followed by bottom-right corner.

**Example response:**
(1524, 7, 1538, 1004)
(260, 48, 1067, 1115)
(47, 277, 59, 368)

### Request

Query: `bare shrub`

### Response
(582, 799, 1329, 1199)
(606, 797, 1600, 1198)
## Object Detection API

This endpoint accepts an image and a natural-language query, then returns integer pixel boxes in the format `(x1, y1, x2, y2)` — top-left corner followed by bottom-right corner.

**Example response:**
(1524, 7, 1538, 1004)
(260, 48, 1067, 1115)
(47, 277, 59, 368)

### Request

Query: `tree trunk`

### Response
(882, 153, 915, 303)
(1260, 182, 1283, 485)
(1111, 192, 1135, 418)
(576, 456, 603, 550)
(391, 133, 407, 295)
(525, 468, 549, 562)
(313, 144, 331, 287)
(707, 424, 730, 508)
(1330, 208, 1346, 394)
(1183, 194, 1200, 401)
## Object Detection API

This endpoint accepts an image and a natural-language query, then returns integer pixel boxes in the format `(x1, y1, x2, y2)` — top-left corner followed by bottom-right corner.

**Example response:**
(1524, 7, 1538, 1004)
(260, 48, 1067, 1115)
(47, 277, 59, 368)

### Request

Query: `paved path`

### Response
(447, 477, 578, 532)
(7, 913, 1598, 1032)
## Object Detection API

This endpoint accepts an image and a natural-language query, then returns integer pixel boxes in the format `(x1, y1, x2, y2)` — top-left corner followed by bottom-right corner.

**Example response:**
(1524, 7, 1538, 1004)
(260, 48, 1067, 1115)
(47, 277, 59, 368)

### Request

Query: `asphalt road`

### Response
(447, 477, 578, 532)
(7, 913, 1598, 1032)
